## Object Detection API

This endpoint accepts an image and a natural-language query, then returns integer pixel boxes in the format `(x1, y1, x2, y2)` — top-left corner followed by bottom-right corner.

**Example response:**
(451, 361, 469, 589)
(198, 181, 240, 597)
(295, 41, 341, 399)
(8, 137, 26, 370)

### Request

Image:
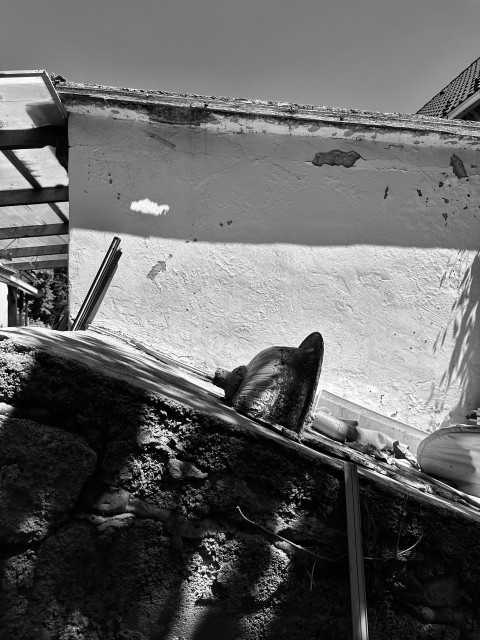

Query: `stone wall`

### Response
(2, 330, 480, 639)
(65, 92, 480, 431)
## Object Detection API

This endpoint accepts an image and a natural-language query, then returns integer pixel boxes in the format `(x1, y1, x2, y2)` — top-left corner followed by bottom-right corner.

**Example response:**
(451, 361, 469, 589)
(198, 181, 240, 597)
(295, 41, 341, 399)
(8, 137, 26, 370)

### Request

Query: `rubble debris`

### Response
(394, 441, 420, 469)
(355, 427, 395, 452)
(311, 407, 357, 442)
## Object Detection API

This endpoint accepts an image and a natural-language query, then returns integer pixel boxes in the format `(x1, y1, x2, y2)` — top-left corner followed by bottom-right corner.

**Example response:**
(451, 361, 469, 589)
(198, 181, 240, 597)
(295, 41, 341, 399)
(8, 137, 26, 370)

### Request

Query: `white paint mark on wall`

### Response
(130, 199, 170, 216)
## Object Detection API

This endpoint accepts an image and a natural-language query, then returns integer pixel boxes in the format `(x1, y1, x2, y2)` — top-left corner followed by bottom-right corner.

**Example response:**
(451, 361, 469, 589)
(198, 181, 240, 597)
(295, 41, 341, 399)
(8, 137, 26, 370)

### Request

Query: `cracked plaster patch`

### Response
(450, 154, 468, 180)
(312, 149, 361, 168)
(147, 261, 167, 280)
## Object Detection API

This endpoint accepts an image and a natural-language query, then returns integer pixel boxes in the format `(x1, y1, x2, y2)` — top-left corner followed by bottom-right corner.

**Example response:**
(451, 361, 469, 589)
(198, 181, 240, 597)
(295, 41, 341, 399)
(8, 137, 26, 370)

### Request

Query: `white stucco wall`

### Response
(66, 96, 480, 432)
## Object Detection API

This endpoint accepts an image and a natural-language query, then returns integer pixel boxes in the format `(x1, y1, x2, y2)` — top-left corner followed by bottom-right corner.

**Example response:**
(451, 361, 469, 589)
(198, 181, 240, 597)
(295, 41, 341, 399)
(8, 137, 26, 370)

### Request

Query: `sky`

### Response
(1, 0, 480, 114)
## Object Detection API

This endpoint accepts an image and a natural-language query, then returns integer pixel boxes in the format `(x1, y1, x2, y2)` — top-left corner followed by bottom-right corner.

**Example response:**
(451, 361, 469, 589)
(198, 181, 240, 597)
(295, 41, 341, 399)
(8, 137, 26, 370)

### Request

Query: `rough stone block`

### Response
(0, 416, 96, 544)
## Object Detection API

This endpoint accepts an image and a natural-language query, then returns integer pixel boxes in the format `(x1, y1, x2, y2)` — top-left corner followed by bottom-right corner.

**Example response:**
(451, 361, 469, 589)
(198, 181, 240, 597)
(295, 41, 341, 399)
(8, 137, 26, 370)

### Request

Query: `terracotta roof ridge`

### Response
(417, 55, 480, 117)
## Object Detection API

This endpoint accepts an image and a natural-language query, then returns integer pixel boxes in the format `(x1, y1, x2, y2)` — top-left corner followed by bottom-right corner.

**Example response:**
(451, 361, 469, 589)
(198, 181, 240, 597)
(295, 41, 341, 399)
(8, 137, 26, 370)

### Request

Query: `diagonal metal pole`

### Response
(71, 236, 121, 331)
(344, 462, 369, 640)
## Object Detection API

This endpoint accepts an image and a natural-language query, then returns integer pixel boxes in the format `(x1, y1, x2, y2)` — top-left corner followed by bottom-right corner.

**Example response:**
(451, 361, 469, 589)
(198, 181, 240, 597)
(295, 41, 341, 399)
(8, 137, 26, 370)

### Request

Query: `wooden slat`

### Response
(0, 186, 68, 206)
(345, 463, 369, 640)
(7, 258, 68, 271)
(47, 203, 68, 224)
(0, 126, 67, 150)
(1, 151, 69, 223)
(0, 267, 38, 295)
(0, 244, 68, 259)
(0, 70, 47, 77)
(41, 70, 69, 122)
(0, 224, 68, 239)
(2, 149, 43, 188)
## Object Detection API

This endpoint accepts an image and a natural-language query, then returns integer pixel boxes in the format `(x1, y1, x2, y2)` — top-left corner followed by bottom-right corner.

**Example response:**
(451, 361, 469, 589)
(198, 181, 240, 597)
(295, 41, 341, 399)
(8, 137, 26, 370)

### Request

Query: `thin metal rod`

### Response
(71, 236, 121, 331)
(344, 462, 369, 640)
(82, 250, 122, 329)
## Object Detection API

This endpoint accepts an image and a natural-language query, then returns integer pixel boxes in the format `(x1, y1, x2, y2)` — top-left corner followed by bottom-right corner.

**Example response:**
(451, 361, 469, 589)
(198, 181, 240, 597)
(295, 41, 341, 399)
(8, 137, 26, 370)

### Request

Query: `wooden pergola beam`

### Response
(5, 258, 68, 271)
(0, 186, 68, 207)
(0, 244, 68, 259)
(0, 266, 39, 295)
(0, 224, 68, 240)
(0, 126, 67, 151)
(1, 150, 69, 224)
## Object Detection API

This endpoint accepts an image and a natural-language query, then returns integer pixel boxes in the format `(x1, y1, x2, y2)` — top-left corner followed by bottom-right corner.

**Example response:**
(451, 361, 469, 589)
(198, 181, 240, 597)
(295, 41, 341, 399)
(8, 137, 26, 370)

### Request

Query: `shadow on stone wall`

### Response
(0, 333, 351, 639)
(3, 331, 480, 639)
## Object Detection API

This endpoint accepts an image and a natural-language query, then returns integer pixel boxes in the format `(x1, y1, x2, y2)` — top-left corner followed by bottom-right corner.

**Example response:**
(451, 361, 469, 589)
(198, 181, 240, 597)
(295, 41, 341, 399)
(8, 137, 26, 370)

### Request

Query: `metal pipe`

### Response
(71, 236, 121, 331)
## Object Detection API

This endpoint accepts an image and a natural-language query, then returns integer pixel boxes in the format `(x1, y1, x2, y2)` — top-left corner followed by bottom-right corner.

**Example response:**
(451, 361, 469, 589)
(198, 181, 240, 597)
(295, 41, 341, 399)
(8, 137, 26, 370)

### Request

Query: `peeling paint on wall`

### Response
(450, 154, 468, 180)
(147, 261, 167, 280)
(130, 199, 170, 216)
(148, 103, 214, 126)
(312, 150, 361, 168)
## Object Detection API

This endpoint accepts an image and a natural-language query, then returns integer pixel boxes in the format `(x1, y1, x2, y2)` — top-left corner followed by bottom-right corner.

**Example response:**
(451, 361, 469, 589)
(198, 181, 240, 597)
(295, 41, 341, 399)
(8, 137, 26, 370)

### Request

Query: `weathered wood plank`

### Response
(0, 186, 68, 206)
(1, 151, 69, 223)
(0, 224, 68, 239)
(0, 244, 68, 259)
(0, 266, 39, 295)
(2, 149, 43, 188)
(6, 258, 68, 271)
(345, 463, 369, 640)
(0, 265, 38, 296)
(0, 126, 67, 150)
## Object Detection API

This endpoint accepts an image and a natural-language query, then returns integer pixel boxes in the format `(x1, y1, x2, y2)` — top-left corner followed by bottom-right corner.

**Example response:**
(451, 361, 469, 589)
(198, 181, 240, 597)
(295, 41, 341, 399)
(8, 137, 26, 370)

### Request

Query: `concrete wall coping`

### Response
(57, 81, 480, 139)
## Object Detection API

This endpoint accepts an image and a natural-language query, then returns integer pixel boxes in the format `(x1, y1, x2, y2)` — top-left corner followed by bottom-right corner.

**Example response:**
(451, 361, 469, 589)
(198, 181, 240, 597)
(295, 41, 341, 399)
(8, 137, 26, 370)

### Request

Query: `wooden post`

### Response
(344, 462, 369, 640)
(7, 286, 17, 327)
(17, 290, 24, 326)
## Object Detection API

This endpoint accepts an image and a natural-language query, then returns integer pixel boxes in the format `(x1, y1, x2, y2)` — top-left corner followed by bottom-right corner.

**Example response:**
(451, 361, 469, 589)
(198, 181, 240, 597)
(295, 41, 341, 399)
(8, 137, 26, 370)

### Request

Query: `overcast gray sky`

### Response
(2, 0, 480, 114)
